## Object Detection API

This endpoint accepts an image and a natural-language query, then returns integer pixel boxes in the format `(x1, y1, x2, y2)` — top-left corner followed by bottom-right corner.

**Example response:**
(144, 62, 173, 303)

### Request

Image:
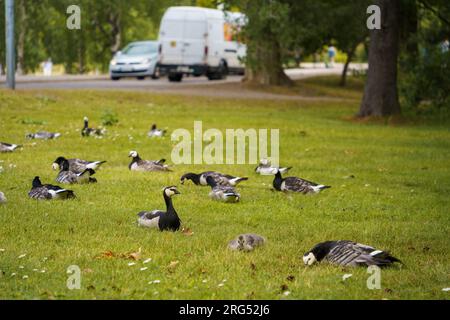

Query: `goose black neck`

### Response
(184, 173, 200, 185)
(163, 192, 176, 216)
(61, 159, 70, 171)
(32, 176, 42, 188)
(273, 171, 283, 190)
(310, 241, 336, 262)
(84, 119, 88, 129)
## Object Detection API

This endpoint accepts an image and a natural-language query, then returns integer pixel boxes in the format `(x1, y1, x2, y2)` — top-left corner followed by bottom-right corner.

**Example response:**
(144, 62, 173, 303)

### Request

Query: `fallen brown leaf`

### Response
(167, 260, 179, 271)
(182, 227, 194, 236)
(128, 248, 142, 261)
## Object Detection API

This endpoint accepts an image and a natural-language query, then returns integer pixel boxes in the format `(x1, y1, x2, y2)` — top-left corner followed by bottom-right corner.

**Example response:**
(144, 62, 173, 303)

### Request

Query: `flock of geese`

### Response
(0, 117, 402, 268)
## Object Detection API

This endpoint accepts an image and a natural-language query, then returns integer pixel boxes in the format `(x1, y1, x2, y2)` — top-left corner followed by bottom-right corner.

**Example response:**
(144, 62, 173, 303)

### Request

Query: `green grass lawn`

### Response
(0, 83, 449, 300)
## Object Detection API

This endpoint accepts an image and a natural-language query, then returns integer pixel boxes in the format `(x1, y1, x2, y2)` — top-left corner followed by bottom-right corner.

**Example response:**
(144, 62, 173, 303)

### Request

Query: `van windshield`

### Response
(122, 43, 158, 55)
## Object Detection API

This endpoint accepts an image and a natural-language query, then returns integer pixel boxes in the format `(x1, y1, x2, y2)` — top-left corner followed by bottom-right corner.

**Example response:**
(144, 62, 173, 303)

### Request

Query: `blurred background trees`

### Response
(0, 0, 448, 115)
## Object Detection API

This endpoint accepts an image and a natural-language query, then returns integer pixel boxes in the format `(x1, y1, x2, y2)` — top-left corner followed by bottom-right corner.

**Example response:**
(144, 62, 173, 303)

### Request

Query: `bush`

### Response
(101, 109, 119, 126)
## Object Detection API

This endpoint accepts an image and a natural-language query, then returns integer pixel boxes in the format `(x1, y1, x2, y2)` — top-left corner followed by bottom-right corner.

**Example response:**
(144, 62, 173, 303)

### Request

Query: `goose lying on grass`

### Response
(0, 142, 21, 153)
(228, 234, 266, 251)
(273, 169, 330, 194)
(255, 158, 292, 175)
(137, 186, 181, 232)
(303, 240, 401, 267)
(56, 159, 96, 184)
(26, 131, 61, 139)
(128, 151, 171, 172)
(180, 171, 248, 187)
(0, 192, 6, 204)
(81, 116, 105, 137)
(28, 176, 75, 200)
(147, 124, 167, 137)
(52, 156, 106, 174)
(206, 176, 240, 203)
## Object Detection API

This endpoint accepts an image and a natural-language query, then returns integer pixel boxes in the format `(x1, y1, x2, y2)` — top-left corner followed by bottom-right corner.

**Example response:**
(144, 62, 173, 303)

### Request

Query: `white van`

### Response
(158, 6, 246, 82)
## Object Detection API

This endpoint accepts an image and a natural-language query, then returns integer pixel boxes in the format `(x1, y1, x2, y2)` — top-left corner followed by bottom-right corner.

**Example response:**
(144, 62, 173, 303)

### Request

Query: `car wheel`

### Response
(111, 76, 120, 81)
(168, 73, 183, 82)
(137, 76, 146, 80)
(151, 68, 160, 80)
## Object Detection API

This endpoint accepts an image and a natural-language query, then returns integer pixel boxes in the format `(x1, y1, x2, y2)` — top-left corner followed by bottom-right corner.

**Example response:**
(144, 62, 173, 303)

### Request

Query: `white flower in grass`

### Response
(148, 280, 161, 284)
(202, 279, 208, 283)
(127, 262, 136, 266)
(19, 266, 24, 269)
(18, 253, 27, 259)
(143, 258, 152, 264)
(140, 267, 148, 271)
(218, 283, 224, 287)
(283, 291, 291, 296)
(23, 275, 29, 279)
(342, 274, 353, 281)
(40, 269, 46, 273)
(11, 273, 16, 277)
(442, 288, 450, 292)
(0, 248, 5, 252)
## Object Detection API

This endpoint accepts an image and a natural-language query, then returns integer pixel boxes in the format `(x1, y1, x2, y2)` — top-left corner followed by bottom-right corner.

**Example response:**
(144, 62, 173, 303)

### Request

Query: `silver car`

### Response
(109, 41, 160, 80)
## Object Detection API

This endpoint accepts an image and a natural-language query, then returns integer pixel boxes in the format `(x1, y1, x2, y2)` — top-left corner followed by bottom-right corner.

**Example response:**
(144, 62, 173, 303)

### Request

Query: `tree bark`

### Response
(340, 44, 357, 87)
(109, 12, 122, 54)
(359, 0, 401, 117)
(244, 35, 292, 86)
(16, 0, 27, 75)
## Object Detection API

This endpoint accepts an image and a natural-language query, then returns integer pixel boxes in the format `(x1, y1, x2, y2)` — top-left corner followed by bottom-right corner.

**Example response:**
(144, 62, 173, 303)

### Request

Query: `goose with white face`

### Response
(164, 186, 180, 197)
(129, 150, 138, 158)
(303, 252, 317, 266)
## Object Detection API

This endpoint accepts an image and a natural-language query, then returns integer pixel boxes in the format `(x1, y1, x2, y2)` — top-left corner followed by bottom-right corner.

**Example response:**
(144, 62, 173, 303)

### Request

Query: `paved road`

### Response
(0, 63, 367, 100)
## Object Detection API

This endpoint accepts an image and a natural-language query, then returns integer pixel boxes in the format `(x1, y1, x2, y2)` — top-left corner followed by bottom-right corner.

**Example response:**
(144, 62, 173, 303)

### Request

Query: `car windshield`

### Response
(122, 43, 157, 55)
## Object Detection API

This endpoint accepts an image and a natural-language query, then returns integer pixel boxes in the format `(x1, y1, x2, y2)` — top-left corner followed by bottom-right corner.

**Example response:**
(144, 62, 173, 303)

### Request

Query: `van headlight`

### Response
(110, 59, 117, 66)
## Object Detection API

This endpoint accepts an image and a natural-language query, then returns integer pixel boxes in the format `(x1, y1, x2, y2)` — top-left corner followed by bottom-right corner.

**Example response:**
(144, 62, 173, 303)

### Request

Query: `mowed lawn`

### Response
(0, 82, 449, 300)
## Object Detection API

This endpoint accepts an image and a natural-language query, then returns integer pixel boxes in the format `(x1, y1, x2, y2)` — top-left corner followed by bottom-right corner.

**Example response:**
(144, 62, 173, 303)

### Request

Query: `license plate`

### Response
(121, 66, 133, 72)
(176, 66, 190, 73)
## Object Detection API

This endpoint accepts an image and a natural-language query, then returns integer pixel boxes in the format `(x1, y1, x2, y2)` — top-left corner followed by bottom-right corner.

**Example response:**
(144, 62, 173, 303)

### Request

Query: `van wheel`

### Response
(207, 61, 228, 81)
(168, 73, 183, 82)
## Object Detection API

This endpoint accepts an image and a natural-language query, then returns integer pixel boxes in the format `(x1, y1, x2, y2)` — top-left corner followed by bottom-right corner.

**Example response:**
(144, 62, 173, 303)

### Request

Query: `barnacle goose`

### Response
(147, 124, 167, 137)
(180, 171, 248, 187)
(81, 117, 105, 137)
(56, 159, 96, 184)
(0, 142, 22, 153)
(303, 240, 401, 267)
(255, 159, 292, 175)
(137, 186, 181, 231)
(28, 176, 75, 200)
(128, 151, 171, 172)
(228, 234, 266, 251)
(206, 176, 240, 203)
(26, 131, 61, 140)
(0, 191, 6, 204)
(273, 170, 330, 194)
(52, 156, 106, 174)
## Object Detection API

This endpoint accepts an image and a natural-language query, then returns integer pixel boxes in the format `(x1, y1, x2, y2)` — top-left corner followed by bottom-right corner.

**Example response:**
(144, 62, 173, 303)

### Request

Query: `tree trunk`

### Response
(359, 0, 401, 117)
(340, 44, 357, 87)
(109, 12, 122, 54)
(16, 0, 27, 75)
(244, 35, 292, 86)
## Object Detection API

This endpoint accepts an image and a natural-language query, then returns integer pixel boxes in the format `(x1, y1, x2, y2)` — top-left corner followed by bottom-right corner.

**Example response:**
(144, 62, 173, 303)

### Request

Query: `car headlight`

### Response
(110, 59, 117, 66)
(141, 58, 151, 64)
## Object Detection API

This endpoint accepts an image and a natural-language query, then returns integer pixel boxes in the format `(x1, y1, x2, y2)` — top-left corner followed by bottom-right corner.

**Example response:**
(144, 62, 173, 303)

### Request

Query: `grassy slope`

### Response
(0, 82, 449, 300)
